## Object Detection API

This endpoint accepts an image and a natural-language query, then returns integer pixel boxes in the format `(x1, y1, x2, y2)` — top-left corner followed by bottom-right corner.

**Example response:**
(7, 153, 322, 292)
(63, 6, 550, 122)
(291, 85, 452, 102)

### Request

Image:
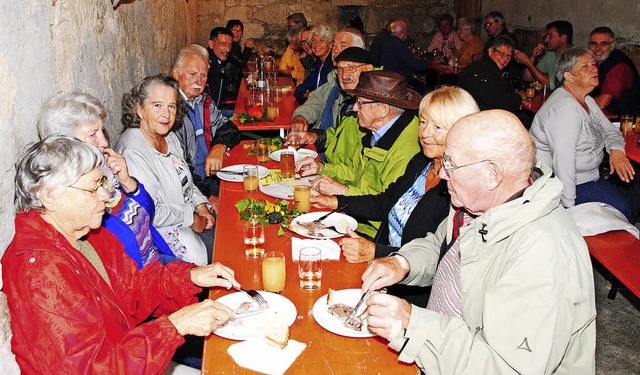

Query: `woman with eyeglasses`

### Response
(2, 136, 240, 374)
(294, 24, 335, 103)
(37, 92, 178, 269)
(116, 75, 214, 266)
(310, 86, 479, 305)
(458, 34, 524, 113)
(530, 48, 637, 222)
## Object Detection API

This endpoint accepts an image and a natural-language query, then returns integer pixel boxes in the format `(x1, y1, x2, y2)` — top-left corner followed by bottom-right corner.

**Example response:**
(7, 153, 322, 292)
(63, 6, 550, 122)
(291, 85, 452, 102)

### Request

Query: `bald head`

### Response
(443, 110, 535, 214)
(449, 110, 535, 177)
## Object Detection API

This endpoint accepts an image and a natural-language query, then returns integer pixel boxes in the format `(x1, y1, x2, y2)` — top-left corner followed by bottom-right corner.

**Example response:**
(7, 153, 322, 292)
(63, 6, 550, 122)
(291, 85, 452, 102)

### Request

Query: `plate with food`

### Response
(217, 164, 270, 182)
(312, 288, 374, 338)
(259, 176, 315, 200)
(270, 148, 318, 162)
(289, 212, 357, 239)
(214, 291, 297, 340)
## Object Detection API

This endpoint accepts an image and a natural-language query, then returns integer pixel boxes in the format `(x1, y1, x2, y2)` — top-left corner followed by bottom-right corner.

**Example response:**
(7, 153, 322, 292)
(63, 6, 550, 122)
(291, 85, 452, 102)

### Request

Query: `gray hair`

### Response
(37, 92, 106, 139)
(556, 48, 594, 86)
(338, 27, 365, 48)
(121, 74, 184, 129)
(15, 135, 104, 212)
(286, 26, 302, 42)
(457, 17, 475, 32)
(174, 44, 209, 72)
(311, 25, 335, 44)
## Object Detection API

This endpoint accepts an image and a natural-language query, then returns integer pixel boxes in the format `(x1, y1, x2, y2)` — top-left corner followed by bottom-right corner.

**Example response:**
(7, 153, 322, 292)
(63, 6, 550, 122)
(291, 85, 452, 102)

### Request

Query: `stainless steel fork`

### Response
(233, 286, 268, 306)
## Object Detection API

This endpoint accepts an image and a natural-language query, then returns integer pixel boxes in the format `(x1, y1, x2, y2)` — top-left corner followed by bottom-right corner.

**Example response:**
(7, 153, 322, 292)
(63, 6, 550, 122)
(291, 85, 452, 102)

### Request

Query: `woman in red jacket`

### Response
(2, 135, 240, 374)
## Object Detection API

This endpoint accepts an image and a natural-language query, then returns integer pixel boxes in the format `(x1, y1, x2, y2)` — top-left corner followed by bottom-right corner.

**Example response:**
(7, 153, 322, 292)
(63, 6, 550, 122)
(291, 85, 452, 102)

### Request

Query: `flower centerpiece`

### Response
(235, 198, 300, 235)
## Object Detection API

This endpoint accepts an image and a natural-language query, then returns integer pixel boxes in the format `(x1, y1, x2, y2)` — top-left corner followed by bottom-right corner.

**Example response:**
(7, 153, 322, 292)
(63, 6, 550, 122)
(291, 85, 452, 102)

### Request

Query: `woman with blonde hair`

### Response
(311, 86, 479, 305)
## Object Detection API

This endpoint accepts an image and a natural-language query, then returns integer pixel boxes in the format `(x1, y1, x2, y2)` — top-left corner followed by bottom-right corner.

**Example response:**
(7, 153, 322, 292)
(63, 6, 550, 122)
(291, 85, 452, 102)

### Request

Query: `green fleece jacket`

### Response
(323, 111, 420, 237)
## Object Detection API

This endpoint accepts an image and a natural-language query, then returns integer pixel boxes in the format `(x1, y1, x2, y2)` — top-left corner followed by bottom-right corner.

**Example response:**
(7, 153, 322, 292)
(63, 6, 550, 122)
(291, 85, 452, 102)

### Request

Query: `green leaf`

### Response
(276, 225, 284, 236)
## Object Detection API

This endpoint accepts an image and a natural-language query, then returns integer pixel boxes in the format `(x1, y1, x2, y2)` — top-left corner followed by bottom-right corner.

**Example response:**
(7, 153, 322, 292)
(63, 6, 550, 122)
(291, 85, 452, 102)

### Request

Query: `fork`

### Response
(233, 286, 268, 306)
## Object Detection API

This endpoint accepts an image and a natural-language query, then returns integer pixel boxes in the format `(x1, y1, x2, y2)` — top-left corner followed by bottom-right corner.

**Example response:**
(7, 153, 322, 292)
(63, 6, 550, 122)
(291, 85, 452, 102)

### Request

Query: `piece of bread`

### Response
(265, 323, 289, 349)
(327, 288, 336, 305)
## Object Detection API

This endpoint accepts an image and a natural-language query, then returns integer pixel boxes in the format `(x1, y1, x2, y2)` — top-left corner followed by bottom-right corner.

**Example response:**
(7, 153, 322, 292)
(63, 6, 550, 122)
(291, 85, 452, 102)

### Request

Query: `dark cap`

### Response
(345, 70, 421, 110)
(335, 47, 373, 65)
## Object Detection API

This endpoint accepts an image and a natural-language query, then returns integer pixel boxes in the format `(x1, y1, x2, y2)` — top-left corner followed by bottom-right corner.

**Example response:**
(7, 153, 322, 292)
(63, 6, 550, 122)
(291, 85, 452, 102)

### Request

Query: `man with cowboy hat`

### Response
(296, 70, 422, 238)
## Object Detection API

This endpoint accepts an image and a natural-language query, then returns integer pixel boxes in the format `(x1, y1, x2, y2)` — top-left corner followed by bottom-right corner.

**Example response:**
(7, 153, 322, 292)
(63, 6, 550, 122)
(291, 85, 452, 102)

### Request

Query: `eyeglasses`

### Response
(68, 175, 109, 195)
(485, 20, 497, 27)
(356, 100, 378, 107)
(588, 41, 613, 48)
(492, 48, 513, 59)
(311, 38, 327, 44)
(442, 153, 491, 177)
(337, 64, 366, 74)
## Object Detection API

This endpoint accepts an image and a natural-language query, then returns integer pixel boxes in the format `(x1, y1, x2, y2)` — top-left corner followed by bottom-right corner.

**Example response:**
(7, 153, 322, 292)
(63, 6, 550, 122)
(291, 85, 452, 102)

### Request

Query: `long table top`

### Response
(202, 141, 416, 374)
(233, 77, 300, 132)
(625, 133, 640, 164)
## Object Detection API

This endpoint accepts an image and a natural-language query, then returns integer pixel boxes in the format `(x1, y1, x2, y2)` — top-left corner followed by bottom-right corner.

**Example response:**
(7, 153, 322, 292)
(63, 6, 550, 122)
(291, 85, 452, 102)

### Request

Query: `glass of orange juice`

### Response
(256, 138, 271, 163)
(243, 165, 259, 193)
(280, 151, 296, 178)
(262, 251, 286, 293)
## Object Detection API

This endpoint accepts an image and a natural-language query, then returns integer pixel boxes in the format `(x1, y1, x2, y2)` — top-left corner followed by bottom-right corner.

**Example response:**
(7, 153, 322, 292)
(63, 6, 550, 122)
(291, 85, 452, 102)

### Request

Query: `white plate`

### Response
(312, 288, 374, 338)
(214, 291, 297, 341)
(270, 148, 318, 162)
(217, 164, 270, 182)
(259, 176, 315, 200)
(289, 212, 357, 239)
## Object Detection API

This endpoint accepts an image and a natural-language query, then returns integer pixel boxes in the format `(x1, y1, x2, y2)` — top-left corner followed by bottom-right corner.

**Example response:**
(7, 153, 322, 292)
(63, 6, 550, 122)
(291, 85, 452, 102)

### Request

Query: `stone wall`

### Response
(0, 0, 198, 371)
(482, 0, 640, 51)
(196, 0, 456, 54)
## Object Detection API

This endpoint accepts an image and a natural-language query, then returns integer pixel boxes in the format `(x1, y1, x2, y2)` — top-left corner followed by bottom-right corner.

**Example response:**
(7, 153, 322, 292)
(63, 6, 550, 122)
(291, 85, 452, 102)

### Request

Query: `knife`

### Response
(344, 289, 371, 322)
(232, 306, 269, 320)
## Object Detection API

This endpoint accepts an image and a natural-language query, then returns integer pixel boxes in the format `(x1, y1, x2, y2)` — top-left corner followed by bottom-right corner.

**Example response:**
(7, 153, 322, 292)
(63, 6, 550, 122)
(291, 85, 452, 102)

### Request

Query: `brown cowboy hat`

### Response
(344, 70, 421, 110)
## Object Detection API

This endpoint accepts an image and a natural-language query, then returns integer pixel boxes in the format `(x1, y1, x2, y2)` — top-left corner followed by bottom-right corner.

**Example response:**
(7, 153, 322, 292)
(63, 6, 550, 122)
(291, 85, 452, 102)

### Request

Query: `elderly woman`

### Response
(37, 92, 178, 268)
(312, 86, 478, 264)
(294, 24, 335, 103)
(2, 135, 239, 374)
(530, 48, 637, 222)
(452, 17, 484, 65)
(116, 75, 214, 266)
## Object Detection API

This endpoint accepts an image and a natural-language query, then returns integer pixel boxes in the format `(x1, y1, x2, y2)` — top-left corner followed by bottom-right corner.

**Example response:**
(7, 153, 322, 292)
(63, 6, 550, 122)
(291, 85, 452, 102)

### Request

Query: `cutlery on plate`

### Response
(210, 169, 244, 175)
(304, 204, 349, 224)
(232, 306, 269, 320)
(232, 286, 268, 306)
(344, 289, 371, 322)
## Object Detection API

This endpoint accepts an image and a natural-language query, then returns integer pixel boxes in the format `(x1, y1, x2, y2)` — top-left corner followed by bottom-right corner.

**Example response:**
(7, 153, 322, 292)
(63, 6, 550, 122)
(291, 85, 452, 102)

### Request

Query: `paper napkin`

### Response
(291, 238, 341, 261)
(227, 338, 307, 375)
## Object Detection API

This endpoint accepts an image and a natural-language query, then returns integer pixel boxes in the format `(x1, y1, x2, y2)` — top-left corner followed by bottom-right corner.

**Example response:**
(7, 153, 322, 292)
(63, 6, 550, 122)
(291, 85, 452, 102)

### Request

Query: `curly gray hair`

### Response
(556, 48, 594, 87)
(37, 92, 106, 139)
(15, 135, 104, 212)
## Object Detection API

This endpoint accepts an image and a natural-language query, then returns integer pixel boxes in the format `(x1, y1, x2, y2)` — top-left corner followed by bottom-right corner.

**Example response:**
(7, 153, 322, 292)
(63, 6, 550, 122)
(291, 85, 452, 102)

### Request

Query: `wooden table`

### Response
(624, 133, 640, 163)
(233, 77, 300, 132)
(202, 141, 416, 375)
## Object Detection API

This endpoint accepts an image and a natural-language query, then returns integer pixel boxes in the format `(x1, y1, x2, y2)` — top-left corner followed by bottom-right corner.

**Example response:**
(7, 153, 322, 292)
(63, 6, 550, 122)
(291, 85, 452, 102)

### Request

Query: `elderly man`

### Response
(458, 35, 523, 113)
(361, 109, 596, 374)
(589, 26, 640, 116)
(515, 20, 573, 90)
(427, 13, 462, 60)
(483, 11, 517, 51)
(296, 70, 422, 238)
(206, 27, 234, 109)
(370, 18, 427, 80)
(291, 27, 366, 131)
(172, 44, 241, 198)
(287, 47, 374, 158)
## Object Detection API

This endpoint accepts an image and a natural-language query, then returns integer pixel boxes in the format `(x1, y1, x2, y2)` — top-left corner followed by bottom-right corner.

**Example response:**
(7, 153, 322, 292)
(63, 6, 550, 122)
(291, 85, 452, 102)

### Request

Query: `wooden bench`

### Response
(584, 231, 640, 300)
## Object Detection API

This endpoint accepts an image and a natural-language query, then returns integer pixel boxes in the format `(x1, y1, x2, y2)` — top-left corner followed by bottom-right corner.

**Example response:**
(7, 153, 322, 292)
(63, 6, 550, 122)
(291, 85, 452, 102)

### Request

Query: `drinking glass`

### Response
(280, 151, 296, 178)
(294, 185, 311, 213)
(244, 218, 265, 258)
(266, 93, 279, 120)
(243, 165, 259, 193)
(620, 115, 634, 137)
(256, 138, 271, 163)
(262, 251, 286, 293)
(452, 58, 460, 73)
(298, 247, 322, 290)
